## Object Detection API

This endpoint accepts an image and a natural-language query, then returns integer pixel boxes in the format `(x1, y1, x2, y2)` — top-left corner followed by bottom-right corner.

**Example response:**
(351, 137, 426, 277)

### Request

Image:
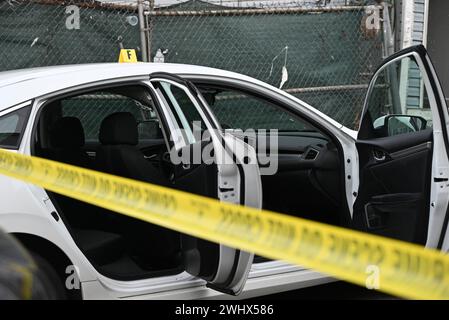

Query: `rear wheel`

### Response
(31, 253, 67, 300)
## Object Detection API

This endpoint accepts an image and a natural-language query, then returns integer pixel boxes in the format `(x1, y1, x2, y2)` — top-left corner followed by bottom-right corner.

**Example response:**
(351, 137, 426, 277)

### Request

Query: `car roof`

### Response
(0, 63, 256, 109)
(0, 63, 347, 133)
(0, 63, 240, 87)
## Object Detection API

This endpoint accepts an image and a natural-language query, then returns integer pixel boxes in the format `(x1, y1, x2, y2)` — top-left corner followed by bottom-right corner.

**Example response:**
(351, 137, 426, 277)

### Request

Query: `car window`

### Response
(0, 106, 31, 149)
(362, 55, 432, 139)
(199, 86, 314, 132)
(60, 92, 160, 142)
(152, 81, 205, 145)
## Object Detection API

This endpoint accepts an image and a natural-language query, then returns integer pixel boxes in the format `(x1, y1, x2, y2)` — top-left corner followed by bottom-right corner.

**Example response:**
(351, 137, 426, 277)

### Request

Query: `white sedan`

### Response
(0, 45, 448, 299)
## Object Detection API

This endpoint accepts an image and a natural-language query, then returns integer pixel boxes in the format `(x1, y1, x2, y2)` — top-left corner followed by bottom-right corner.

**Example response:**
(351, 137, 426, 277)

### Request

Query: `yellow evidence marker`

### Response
(118, 49, 138, 63)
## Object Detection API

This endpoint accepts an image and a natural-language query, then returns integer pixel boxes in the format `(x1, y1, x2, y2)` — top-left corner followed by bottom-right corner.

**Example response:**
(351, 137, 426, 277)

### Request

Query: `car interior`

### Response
(195, 84, 349, 263)
(353, 125, 433, 245)
(197, 84, 347, 226)
(31, 81, 347, 279)
(196, 79, 434, 248)
(33, 84, 211, 280)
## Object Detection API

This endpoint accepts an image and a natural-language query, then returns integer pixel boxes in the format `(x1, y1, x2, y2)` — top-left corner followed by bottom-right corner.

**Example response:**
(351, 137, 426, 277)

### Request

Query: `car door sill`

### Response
(86, 261, 313, 299)
(98, 269, 334, 300)
(249, 260, 306, 278)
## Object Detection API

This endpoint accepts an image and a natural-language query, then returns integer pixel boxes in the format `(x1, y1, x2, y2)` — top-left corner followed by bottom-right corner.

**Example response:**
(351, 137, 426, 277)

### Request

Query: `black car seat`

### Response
(96, 112, 168, 185)
(96, 112, 181, 268)
(45, 117, 125, 266)
(47, 117, 92, 169)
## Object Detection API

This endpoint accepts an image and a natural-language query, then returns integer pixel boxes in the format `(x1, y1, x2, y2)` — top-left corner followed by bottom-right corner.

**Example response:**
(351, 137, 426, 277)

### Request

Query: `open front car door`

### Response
(353, 45, 449, 249)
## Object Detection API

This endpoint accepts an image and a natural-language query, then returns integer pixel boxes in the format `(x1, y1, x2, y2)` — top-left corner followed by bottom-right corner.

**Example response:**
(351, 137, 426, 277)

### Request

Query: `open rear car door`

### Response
(144, 73, 262, 295)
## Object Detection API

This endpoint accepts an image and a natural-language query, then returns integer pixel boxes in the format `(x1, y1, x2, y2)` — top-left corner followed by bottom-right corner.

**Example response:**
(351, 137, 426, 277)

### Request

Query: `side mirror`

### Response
(385, 115, 427, 136)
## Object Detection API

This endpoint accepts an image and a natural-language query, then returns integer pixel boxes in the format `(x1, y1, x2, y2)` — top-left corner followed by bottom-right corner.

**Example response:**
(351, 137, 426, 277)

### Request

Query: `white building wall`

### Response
(398, 0, 429, 111)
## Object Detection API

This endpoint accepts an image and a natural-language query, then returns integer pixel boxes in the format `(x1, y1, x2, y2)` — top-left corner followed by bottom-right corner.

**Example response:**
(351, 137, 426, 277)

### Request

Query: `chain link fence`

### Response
(0, 0, 140, 68)
(0, 0, 389, 130)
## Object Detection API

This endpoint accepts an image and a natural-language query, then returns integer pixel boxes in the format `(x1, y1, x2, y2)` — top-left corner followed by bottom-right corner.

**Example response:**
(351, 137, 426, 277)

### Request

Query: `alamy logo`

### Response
(365, 265, 380, 290)
(168, 125, 279, 176)
(65, 265, 80, 290)
(65, 5, 80, 30)
(365, 5, 381, 31)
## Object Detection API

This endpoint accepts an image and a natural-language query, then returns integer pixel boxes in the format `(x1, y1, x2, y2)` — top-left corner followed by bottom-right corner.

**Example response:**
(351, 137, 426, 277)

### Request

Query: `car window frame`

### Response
(359, 51, 435, 133)
(59, 92, 158, 143)
(0, 101, 33, 150)
(150, 78, 215, 150)
(360, 54, 433, 139)
(191, 82, 323, 136)
(154, 80, 197, 145)
(29, 80, 176, 157)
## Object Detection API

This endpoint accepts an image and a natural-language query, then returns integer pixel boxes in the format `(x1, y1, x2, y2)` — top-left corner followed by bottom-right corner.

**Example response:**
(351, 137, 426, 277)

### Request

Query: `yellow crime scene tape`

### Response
(0, 148, 448, 300)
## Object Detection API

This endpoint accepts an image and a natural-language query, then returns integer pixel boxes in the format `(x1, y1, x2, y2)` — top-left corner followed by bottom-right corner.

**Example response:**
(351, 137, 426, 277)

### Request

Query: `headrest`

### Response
(99, 112, 138, 145)
(51, 117, 85, 148)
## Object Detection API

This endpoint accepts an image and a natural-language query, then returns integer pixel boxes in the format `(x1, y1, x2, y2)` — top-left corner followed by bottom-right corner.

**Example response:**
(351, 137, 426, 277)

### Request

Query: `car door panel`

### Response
(165, 139, 220, 279)
(356, 128, 433, 154)
(353, 133, 433, 244)
(363, 193, 425, 241)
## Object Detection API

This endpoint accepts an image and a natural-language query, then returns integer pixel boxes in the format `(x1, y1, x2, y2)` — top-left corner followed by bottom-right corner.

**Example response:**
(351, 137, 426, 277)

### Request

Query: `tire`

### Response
(30, 252, 67, 300)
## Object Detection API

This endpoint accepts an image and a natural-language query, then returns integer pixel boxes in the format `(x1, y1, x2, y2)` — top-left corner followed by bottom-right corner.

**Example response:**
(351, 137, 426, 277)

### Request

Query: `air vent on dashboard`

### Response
(303, 148, 319, 160)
